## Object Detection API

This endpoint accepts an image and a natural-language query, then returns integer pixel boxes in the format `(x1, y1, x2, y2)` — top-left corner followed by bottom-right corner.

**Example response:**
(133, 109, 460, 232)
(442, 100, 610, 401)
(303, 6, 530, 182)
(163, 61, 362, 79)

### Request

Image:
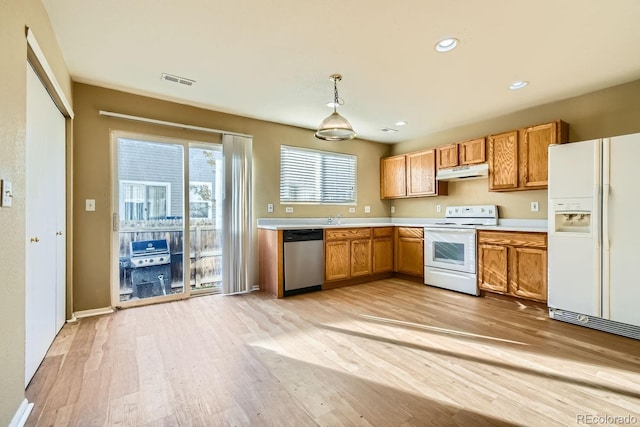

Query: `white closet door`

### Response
(54, 113, 66, 331)
(25, 63, 66, 385)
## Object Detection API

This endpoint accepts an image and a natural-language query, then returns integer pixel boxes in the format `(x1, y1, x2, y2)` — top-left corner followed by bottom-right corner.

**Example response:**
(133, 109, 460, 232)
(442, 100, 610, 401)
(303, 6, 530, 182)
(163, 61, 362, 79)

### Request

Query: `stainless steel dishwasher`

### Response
(283, 229, 324, 296)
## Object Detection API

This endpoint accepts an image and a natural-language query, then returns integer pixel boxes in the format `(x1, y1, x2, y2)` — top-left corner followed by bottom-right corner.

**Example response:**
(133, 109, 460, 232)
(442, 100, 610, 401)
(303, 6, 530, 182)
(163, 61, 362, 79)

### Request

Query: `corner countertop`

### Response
(257, 218, 547, 232)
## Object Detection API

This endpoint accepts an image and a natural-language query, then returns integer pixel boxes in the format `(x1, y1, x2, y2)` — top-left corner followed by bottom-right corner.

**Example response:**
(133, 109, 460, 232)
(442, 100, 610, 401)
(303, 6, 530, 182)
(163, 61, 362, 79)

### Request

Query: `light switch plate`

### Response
(531, 201, 539, 212)
(391, 206, 396, 214)
(285, 207, 293, 213)
(364, 205, 371, 213)
(1, 180, 13, 207)
(267, 203, 274, 213)
(348, 207, 356, 213)
(86, 199, 96, 211)
(436, 204, 441, 213)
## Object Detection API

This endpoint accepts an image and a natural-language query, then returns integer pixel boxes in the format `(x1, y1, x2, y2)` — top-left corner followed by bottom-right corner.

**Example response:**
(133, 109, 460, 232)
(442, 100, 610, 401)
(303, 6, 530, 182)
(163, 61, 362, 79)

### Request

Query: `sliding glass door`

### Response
(111, 133, 223, 307)
(188, 144, 223, 294)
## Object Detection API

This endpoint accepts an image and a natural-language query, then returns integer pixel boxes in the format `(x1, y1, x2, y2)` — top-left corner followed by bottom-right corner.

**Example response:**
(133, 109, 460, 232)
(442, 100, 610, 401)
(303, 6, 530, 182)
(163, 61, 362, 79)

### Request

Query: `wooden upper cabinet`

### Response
(489, 121, 568, 192)
(520, 122, 563, 188)
(436, 144, 459, 169)
(380, 155, 407, 199)
(406, 149, 436, 196)
(488, 130, 519, 191)
(459, 137, 486, 165)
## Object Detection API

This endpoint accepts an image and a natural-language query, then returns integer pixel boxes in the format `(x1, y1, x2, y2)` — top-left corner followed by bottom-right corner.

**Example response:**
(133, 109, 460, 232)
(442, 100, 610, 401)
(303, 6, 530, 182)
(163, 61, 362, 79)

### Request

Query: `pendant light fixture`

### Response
(315, 74, 356, 141)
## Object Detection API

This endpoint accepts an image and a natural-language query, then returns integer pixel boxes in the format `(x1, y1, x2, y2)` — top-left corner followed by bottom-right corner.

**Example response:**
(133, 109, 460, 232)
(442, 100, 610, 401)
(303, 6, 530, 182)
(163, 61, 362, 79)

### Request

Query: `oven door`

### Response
(424, 227, 476, 274)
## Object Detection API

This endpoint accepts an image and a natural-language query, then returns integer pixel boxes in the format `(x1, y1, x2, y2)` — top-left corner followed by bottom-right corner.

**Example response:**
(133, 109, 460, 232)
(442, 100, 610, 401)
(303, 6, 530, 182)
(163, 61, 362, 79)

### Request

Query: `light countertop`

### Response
(257, 218, 547, 233)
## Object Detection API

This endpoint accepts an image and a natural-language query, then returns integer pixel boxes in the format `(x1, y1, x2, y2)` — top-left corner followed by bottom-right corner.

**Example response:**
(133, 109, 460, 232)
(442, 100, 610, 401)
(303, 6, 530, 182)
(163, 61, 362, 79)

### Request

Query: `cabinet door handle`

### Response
(56, 231, 63, 236)
(30, 237, 40, 243)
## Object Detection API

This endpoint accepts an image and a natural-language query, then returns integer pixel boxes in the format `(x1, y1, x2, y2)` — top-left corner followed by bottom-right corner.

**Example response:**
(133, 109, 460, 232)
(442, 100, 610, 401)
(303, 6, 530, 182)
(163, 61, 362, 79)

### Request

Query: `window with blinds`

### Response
(280, 145, 356, 204)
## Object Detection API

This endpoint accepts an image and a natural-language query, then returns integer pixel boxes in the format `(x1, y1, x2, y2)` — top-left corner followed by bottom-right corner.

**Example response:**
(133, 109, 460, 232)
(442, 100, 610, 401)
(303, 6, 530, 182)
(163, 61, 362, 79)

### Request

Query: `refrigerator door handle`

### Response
(601, 138, 611, 319)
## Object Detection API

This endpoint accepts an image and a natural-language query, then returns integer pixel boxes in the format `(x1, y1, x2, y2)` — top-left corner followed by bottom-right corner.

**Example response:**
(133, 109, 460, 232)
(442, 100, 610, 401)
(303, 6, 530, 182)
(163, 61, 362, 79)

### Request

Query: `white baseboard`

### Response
(9, 399, 33, 427)
(72, 306, 114, 320)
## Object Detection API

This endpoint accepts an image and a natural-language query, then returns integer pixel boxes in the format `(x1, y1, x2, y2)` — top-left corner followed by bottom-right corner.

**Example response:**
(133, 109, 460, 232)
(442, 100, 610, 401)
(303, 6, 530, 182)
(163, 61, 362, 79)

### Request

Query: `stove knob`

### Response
(159, 257, 164, 262)
(480, 208, 485, 212)
(149, 258, 154, 263)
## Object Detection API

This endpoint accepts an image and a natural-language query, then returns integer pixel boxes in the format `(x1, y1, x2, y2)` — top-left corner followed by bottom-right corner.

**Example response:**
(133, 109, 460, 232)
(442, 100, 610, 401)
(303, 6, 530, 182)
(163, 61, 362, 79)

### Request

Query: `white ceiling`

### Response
(42, 0, 640, 143)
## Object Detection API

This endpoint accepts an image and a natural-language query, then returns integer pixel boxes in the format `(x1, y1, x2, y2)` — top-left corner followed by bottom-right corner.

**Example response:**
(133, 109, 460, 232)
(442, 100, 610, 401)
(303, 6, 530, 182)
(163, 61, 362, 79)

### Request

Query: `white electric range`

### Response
(424, 205, 498, 296)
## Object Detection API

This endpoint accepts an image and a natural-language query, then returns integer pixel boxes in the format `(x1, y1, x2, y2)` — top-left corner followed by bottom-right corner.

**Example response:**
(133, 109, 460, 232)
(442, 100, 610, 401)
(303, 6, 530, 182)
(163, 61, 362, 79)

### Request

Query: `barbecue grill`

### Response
(129, 239, 172, 298)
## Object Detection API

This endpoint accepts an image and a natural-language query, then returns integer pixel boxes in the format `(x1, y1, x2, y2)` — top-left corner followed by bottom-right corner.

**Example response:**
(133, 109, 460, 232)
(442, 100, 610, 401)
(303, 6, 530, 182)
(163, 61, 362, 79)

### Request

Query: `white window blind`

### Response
(280, 145, 356, 204)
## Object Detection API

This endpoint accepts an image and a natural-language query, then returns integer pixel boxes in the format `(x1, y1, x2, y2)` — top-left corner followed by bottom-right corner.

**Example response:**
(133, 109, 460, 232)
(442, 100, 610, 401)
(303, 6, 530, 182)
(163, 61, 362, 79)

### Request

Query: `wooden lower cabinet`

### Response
(477, 231, 548, 302)
(351, 239, 372, 277)
(325, 228, 373, 283)
(477, 244, 508, 293)
(372, 227, 394, 273)
(324, 227, 395, 287)
(510, 247, 547, 301)
(258, 229, 284, 298)
(394, 227, 424, 277)
(325, 240, 351, 281)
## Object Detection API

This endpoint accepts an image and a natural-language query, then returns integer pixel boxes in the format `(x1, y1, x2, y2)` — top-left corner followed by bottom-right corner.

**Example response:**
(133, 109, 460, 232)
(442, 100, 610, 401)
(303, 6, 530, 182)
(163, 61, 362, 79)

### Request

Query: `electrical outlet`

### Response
(85, 199, 96, 211)
(267, 203, 274, 213)
(531, 201, 539, 212)
(285, 207, 293, 213)
(436, 204, 441, 213)
(391, 206, 396, 214)
(364, 205, 371, 213)
(348, 207, 356, 213)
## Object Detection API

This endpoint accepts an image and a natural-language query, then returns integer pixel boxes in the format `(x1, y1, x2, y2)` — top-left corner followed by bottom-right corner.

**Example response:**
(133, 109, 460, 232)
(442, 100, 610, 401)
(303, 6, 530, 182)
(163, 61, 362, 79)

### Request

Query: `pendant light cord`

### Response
(333, 77, 339, 113)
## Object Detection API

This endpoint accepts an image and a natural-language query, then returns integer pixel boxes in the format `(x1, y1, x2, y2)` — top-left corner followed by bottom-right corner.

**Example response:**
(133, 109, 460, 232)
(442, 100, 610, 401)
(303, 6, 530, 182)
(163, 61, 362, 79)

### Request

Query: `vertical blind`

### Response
(280, 145, 357, 203)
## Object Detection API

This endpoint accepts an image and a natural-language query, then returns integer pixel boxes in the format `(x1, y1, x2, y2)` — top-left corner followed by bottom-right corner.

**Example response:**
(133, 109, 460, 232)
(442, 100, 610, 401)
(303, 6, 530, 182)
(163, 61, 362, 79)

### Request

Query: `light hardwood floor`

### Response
(26, 279, 640, 426)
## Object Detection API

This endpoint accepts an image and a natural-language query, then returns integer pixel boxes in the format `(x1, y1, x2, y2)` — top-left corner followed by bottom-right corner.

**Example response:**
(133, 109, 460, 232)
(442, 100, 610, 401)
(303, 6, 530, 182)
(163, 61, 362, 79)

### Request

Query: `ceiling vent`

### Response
(161, 73, 195, 87)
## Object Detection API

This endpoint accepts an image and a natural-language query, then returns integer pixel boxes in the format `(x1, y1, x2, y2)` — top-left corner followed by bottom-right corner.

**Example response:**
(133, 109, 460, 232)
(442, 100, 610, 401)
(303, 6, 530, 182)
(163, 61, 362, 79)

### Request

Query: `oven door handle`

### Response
(424, 227, 475, 233)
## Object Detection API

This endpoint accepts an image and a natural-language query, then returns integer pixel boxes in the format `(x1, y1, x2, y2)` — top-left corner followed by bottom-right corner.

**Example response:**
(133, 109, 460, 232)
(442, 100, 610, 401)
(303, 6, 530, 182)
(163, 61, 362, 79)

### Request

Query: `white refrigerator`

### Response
(548, 134, 640, 339)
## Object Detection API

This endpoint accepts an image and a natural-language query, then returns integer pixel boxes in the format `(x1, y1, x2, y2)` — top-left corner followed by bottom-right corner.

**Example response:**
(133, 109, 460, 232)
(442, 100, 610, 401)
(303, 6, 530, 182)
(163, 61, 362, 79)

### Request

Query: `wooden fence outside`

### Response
(119, 220, 221, 299)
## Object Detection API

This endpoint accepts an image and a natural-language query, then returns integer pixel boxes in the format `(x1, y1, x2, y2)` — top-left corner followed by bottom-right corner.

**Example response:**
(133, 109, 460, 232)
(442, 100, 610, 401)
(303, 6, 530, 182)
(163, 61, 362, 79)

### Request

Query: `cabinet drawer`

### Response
(397, 227, 424, 239)
(478, 231, 547, 248)
(325, 228, 372, 240)
(373, 227, 393, 238)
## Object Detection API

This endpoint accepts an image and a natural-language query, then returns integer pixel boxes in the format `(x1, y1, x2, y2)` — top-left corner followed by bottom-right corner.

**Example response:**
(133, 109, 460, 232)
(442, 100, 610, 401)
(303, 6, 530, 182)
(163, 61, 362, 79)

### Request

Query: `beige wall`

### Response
(0, 0, 72, 424)
(391, 79, 640, 219)
(72, 83, 391, 312)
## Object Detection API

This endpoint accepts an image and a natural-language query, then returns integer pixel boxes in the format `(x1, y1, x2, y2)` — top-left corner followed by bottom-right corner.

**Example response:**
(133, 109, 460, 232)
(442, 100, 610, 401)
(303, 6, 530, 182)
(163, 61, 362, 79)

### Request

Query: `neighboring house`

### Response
(118, 138, 222, 221)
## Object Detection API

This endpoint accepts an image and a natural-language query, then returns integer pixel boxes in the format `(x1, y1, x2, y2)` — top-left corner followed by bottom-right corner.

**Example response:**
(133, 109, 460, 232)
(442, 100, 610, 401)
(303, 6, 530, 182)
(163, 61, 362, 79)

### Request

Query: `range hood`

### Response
(436, 163, 489, 181)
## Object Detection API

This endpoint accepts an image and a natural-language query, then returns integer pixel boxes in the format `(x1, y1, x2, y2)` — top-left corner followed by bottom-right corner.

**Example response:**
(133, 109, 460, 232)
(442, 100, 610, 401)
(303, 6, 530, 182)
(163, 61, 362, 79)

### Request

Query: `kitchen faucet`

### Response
(327, 214, 342, 225)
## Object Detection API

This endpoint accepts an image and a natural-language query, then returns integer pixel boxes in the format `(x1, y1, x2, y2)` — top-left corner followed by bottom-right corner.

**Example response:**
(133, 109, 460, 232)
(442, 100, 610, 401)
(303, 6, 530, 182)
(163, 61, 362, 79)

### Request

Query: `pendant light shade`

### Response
(315, 74, 356, 141)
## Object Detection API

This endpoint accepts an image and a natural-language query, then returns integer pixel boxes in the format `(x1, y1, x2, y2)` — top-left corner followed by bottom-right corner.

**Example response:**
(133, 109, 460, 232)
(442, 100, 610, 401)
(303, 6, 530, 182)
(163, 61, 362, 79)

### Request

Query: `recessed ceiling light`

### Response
(381, 128, 399, 133)
(435, 38, 459, 53)
(395, 121, 408, 126)
(509, 80, 529, 90)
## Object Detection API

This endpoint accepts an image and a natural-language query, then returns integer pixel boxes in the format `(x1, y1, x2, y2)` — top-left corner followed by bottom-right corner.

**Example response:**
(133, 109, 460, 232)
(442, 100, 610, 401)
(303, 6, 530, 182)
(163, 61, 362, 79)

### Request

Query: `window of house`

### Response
(280, 145, 357, 204)
(120, 181, 170, 220)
